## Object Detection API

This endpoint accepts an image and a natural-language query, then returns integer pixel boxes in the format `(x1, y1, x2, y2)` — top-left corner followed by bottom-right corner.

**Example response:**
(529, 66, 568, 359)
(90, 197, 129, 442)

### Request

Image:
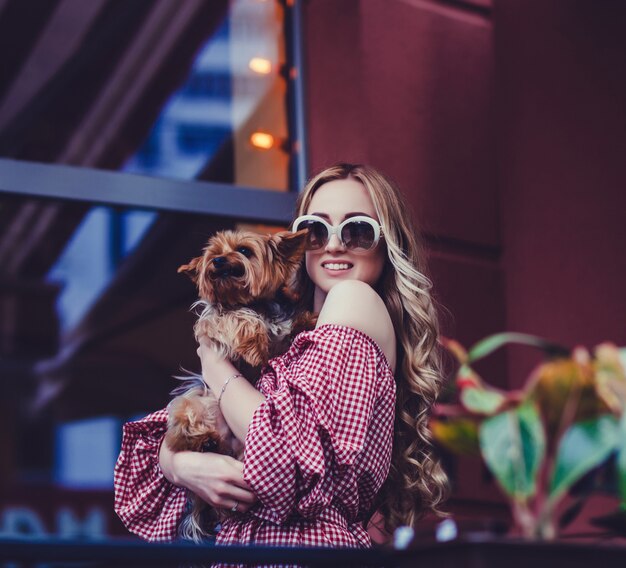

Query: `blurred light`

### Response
(250, 132, 275, 150)
(249, 57, 272, 75)
(436, 519, 458, 542)
(393, 526, 414, 550)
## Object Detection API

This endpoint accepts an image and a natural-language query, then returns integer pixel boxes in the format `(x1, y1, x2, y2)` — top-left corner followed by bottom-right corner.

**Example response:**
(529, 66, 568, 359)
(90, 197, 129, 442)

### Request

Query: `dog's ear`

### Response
(273, 230, 308, 262)
(177, 256, 202, 280)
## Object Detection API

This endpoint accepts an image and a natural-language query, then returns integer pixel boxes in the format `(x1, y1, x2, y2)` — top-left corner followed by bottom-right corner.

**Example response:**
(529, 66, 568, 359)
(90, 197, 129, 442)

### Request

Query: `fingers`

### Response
(183, 453, 258, 511)
(199, 480, 257, 511)
(218, 455, 254, 490)
(197, 335, 213, 348)
(226, 498, 253, 514)
(228, 485, 257, 504)
(221, 487, 257, 514)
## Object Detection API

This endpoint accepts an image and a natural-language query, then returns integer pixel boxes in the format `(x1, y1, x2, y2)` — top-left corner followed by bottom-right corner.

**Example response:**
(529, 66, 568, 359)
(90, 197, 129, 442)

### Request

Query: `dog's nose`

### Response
(212, 256, 227, 267)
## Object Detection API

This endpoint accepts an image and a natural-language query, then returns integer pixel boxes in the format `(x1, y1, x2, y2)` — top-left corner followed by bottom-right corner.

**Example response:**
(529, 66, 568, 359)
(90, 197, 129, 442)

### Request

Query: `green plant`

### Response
(431, 333, 626, 539)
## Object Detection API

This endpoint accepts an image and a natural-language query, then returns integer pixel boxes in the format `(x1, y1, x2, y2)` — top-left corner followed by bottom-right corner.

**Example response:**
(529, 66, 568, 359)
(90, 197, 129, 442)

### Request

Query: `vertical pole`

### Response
(284, 0, 309, 193)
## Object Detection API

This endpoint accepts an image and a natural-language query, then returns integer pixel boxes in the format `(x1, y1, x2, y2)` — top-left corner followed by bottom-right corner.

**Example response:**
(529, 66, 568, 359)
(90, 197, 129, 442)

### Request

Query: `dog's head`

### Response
(178, 229, 308, 307)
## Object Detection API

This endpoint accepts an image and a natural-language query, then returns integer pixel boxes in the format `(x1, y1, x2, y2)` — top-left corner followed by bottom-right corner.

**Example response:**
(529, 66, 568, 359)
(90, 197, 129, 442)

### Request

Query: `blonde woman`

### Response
(114, 163, 448, 545)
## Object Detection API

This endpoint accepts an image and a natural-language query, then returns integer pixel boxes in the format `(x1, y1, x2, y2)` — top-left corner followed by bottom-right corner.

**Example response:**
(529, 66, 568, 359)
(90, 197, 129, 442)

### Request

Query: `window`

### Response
(0, 0, 306, 540)
(0, 0, 306, 191)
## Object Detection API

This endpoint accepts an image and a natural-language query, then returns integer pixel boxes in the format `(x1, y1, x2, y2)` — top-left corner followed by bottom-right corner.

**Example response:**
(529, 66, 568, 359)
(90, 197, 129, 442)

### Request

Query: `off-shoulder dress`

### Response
(114, 324, 396, 546)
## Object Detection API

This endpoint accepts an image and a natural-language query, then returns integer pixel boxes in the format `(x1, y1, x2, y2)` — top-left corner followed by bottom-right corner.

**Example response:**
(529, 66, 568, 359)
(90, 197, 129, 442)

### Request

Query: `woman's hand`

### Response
(160, 442, 257, 513)
(196, 336, 238, 393)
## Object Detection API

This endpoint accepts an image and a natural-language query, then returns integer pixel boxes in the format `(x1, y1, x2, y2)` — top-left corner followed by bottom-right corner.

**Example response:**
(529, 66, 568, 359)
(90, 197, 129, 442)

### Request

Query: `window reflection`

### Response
(0, 192, 285, 539)
(0, 0, 296, 541)
(47, 208, 156, 331)
(0, 0, 291, 192)
(123, 0, 289, 190)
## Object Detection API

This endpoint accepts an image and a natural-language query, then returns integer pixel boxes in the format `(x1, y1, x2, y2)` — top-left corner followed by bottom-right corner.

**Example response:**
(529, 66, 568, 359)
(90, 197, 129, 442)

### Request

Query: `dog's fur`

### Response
(165, 229, 316, 542)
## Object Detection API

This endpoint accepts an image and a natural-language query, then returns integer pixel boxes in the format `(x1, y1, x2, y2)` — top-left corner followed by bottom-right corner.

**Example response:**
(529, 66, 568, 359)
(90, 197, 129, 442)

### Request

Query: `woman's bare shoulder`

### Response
(316, 280, 396, 371)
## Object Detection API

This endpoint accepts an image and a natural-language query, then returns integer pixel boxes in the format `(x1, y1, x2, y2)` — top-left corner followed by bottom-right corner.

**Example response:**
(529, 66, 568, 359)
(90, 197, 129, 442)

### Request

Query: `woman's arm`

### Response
(196, 339, 265, 443)
(158, 441, 256, 513)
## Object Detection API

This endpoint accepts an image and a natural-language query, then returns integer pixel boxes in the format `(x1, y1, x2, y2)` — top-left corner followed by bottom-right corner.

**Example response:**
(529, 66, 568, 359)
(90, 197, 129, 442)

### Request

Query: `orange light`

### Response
(250, 132, 275, 150)
(249, 57, 272, 75)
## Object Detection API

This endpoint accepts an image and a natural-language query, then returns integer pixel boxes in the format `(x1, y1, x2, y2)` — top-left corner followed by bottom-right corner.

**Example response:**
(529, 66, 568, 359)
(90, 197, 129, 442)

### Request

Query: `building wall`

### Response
(495, 0, 626, 383)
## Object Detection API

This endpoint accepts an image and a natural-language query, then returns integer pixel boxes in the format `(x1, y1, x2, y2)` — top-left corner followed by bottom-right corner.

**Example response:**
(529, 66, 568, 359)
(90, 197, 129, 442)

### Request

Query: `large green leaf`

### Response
(479, 401, 545, 499)
(467, 332, 567, 363)
(549, 415, 619, 501)
(461, 387, 506, 415)
(431, 418, 480, 455)
(617, 412, 626, 509)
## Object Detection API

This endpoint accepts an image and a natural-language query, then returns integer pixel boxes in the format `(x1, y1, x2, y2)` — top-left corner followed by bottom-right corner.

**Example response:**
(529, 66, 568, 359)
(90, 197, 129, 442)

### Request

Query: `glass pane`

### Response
(0, 0, 291, 191)
(0, 192, 284, 539)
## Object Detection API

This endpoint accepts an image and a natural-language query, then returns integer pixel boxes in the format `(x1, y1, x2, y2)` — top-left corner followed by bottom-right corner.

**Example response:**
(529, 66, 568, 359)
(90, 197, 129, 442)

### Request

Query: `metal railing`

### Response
(2, 535, 626, 568)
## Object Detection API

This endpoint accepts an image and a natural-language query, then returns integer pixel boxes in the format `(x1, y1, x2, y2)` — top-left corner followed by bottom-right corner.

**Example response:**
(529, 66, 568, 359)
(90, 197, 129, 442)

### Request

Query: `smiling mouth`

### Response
(322, 262, 353, 271)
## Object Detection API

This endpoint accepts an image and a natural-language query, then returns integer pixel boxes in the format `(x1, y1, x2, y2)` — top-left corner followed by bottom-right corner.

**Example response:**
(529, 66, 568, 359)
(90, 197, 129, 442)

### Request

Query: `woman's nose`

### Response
(325, 232, 345, 252)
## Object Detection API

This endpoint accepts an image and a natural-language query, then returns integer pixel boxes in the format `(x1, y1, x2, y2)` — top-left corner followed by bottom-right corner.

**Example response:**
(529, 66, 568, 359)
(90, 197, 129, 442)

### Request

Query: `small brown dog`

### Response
(165, 228, 315, 541)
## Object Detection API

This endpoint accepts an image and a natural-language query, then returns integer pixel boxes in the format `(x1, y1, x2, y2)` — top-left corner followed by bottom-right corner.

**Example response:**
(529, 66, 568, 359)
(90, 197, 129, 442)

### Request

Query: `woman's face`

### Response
(304, 177, 387, 312)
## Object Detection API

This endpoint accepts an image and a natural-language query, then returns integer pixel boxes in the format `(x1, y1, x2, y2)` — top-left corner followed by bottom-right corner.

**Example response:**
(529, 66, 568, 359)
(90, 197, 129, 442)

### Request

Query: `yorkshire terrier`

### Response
(165, 228, 316, 542)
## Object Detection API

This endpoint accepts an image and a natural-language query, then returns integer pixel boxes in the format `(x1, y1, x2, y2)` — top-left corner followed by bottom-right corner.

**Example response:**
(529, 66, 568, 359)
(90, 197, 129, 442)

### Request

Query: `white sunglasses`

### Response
(292, 214, 383, 252)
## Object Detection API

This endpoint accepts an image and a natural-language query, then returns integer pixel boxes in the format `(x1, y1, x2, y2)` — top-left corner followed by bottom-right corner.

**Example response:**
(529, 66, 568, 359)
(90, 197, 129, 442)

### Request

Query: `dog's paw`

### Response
(237, 333, 269, 368)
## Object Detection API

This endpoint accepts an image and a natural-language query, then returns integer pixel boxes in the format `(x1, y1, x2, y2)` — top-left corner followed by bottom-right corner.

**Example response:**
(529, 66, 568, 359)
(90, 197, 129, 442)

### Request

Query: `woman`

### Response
(114, 163, 448, 545)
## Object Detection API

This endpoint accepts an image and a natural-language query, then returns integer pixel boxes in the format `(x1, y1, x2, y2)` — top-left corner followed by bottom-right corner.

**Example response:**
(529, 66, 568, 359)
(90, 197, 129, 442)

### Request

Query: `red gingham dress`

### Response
(114, 325, 396, 547)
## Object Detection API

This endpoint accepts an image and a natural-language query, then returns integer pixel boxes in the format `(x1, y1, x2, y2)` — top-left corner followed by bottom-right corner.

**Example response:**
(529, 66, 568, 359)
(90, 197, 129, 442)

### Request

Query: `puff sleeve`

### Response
(113, 409, 186, 542)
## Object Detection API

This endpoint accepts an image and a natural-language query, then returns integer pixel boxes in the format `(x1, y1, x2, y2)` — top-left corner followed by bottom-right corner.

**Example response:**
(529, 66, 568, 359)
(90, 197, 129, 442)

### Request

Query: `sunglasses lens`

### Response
(342, 220, 376, 250)
(299, 220, 328, 250)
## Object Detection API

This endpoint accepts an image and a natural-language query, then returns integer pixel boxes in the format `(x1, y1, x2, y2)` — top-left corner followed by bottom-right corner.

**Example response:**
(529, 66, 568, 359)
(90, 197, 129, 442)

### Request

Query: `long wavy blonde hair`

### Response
(294, 163, 449, 532)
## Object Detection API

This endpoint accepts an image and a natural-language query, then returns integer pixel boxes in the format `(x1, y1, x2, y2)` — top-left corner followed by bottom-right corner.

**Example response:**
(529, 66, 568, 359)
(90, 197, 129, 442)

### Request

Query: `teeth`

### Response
(323, 263, 351, 270)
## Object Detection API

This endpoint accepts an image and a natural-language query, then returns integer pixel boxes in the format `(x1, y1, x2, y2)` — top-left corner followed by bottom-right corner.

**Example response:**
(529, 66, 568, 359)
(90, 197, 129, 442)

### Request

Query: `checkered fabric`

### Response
(114, 324, 396, 548)
(114, 408, 187, 541)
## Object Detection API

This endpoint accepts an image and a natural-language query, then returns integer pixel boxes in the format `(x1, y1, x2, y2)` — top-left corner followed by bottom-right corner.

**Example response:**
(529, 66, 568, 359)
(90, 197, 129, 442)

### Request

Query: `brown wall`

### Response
(495, 0, 626, 384)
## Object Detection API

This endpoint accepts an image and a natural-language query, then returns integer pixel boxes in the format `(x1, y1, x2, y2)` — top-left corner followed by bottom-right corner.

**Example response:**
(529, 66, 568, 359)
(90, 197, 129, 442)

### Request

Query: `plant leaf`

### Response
(467, 332, 567, 363)
(549, 415, 619, 501)
(594, 343, 626, 413)
(558, 498, 586, 529)
(430, 418, 480, 455)
(461, 387, 506, 415)
(479, 401, 545, 499)
(441, 337, 468, 364)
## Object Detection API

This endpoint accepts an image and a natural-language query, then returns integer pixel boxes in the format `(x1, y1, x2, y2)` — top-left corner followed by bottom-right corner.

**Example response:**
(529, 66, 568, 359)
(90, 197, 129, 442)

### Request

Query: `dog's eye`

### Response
(237, 246, 253, 258)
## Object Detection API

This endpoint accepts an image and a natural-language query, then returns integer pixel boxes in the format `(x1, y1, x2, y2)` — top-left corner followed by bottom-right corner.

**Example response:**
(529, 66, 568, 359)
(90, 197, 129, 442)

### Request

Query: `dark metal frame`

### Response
(2, 536, 626, 567)
(0, 158, 297, 223)
(0, 0, 308, 222)
(285, 0, 309, 192)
